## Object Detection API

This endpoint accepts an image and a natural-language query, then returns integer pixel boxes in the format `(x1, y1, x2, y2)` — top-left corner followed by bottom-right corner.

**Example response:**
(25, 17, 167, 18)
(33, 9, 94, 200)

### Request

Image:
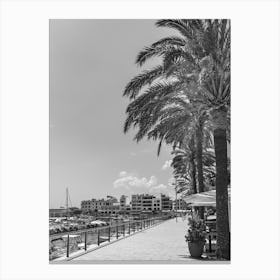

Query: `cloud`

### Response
(119, 171, 128, 177)
(113, 173, 158, 190)
(113, 171, 175, 198)
(149, 184, 167, 193)
(149, 184, 175, 198)
(162, 160, 172, 170)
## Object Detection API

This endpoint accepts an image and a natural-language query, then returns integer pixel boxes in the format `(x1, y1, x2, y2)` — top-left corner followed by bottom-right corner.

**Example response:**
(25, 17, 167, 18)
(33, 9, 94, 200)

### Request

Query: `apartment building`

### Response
(131, 194, 142, 212)
(152, 197, 161, 211)
(131, 194, 171, 213)
(160, 194, 173, 211)
(141, 194, 154, 211)
(120, 195, 127, 209)
(81, 193, 173, 214)
(81, 200, 92, 212)
(81, 196, 119, 213)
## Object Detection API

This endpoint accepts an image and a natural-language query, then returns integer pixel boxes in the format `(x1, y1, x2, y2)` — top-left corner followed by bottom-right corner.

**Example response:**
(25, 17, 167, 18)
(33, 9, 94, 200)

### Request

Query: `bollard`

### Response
(123, 224, 125, 236)
(116, 225, 118, 239)
(128, 222, 130, 235)
(66, 234, 70, 258)
(108, 226, 111, 242)
(97, 229, 100, 246)
(84, 231, 87, 251)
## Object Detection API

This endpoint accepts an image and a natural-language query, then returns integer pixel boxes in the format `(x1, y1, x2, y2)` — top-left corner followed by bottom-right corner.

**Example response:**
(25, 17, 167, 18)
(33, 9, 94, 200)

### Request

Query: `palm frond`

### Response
(151, 36, 186, 48)
(123, 65, 163, 99)
(156, 19, 192, 39)
(136, 46, 165, 67)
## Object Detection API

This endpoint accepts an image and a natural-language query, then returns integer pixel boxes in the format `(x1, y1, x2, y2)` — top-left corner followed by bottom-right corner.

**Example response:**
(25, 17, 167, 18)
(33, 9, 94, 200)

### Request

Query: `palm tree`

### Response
(123, 19, 230, 259)
(171, 138, 197, 195)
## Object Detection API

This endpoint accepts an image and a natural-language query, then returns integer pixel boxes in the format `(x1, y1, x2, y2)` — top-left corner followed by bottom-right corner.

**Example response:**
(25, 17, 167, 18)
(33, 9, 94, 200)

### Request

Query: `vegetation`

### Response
(185, 214, 207, 243)
(123, 19, 230, 260)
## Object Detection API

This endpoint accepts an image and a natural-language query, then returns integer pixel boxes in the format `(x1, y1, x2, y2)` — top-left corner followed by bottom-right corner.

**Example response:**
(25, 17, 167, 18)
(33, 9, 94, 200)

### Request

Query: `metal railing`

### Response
(49, 215, 172, 261)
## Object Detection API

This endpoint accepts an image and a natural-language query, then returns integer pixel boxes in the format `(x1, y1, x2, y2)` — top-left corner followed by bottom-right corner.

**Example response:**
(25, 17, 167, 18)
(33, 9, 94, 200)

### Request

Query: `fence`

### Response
(49, 215, 172, 261)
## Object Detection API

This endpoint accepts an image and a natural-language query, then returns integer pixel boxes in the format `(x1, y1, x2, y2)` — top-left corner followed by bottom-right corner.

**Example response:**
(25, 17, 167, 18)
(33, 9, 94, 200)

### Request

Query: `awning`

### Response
(183, 189, 231, 232)
(183, 189, 231, 207)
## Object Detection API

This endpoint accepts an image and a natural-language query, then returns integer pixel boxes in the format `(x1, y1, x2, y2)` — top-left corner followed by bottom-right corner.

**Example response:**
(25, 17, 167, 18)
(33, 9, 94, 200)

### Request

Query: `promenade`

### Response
(68, 217, 202, 263)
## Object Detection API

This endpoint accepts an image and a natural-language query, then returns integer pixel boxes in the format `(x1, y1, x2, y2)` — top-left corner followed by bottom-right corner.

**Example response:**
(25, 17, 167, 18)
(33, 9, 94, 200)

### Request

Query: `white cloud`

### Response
(149, 184, 167, 193)
(149, 184, 175, 198)
(113, 171, 175, 199)
(119, 171, 128, 177)
(162, 160, 172, 170)
(113, 173, 158, 190)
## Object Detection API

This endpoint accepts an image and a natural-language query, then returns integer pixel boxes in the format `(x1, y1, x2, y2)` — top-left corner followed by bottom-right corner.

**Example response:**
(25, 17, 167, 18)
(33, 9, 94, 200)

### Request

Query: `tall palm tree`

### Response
(123, 19, 230, 259)
(171, 138, 197, 195)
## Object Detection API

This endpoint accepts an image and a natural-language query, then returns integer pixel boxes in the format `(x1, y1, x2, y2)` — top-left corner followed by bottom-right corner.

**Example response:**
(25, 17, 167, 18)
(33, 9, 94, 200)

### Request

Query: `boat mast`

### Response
(66, 187, 69, 220)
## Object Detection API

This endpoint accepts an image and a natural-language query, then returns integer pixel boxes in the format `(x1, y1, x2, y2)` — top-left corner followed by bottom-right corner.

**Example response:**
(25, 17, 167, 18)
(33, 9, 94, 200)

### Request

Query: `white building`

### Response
(152, 198, 161, 211)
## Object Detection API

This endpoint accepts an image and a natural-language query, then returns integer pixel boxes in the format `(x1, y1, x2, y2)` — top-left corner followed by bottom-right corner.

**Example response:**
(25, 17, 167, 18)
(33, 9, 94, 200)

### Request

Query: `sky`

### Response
(49, 20, 180, 208)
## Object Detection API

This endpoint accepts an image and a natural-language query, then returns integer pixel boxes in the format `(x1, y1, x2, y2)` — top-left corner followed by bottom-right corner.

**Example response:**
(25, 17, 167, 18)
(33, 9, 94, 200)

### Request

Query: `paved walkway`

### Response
(70, 217, 198, 262)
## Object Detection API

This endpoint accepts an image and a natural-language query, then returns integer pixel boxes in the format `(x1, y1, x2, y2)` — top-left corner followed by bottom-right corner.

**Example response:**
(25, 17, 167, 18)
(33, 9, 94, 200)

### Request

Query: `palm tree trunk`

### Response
(190, 155, 197, 194)
(214, 127, 230, 260)
(196, 125, 205, 219)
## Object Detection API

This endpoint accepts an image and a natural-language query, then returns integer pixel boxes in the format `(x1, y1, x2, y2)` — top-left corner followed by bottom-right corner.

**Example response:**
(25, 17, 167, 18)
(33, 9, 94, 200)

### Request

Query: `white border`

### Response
(1, 0, 280, 279)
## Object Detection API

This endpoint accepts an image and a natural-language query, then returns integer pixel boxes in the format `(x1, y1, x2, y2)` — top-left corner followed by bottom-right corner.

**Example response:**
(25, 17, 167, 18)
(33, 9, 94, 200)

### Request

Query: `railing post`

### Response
(84, 231, 87, 251)
(209, 234, 212, 253)
(97, 229, 100, 246)
(66, 234, 70, 258)
(108, 226, 111, 242)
